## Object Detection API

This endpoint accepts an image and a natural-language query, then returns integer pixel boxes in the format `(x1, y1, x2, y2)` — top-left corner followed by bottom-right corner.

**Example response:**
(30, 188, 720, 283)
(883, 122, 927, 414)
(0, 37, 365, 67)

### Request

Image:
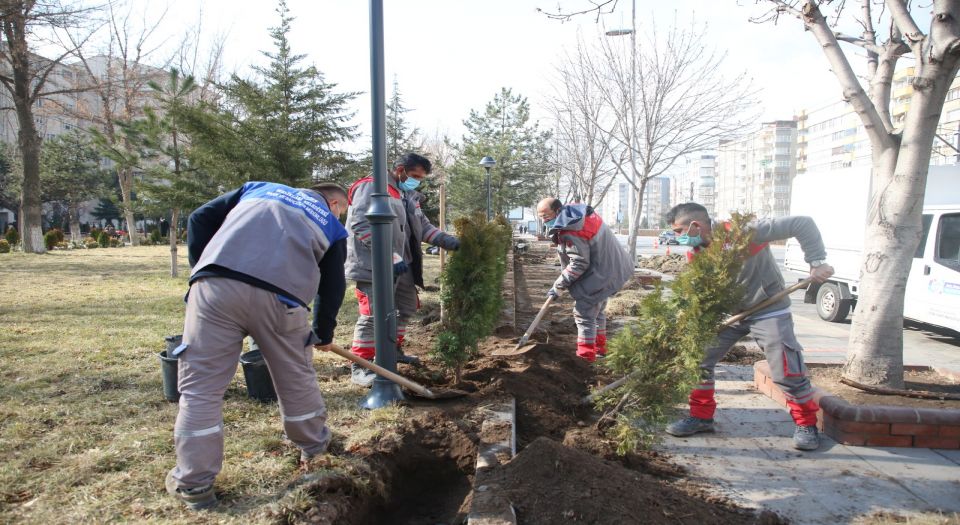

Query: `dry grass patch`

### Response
(0, 246, 440, 523)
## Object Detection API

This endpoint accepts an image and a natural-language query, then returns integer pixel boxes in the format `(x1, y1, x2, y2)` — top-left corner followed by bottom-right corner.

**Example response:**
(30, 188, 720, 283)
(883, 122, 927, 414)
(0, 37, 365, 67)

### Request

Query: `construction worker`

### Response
(166, 182, 349, 510)
(345, 152, 460, 386)
(536, 197, 633, 362)
(663, 202, 834, 451)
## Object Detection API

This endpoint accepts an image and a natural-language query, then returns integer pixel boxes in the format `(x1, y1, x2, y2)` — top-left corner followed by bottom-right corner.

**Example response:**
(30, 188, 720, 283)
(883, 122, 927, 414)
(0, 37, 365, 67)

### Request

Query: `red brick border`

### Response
(754, 361, 960, 449)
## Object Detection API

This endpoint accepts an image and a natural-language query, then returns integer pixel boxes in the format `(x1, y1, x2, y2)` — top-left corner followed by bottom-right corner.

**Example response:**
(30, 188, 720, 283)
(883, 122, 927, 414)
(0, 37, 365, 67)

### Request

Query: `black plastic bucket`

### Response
(165, 334, 182, 353)
(240, 349, 277, 402)
(159, 349, 180, 402)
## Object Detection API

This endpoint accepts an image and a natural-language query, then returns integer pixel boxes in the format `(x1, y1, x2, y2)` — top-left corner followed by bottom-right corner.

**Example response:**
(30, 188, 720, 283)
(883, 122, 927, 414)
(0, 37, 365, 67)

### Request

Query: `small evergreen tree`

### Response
(599, 213, 756, 452)
(433, 215, 512, 382)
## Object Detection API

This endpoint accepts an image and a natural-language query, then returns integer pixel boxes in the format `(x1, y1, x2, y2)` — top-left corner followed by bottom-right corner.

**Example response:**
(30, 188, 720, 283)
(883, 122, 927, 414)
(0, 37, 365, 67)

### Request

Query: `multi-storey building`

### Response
(715, 120, 797, 220)
(673, 155, 717, 216)
(796, 66, 960, 175)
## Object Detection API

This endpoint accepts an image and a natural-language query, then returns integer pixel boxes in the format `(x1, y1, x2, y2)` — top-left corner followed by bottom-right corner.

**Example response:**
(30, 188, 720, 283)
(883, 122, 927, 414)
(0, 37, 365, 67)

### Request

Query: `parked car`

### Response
(658, 231, 679, 245)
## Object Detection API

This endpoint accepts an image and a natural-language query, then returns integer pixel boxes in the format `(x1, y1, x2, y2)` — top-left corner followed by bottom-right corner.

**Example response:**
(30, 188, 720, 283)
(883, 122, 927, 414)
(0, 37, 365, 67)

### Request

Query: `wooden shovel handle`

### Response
(518, 295, 554, 347)
(719, 278, 813, 329)
(318, 344, 436, 399)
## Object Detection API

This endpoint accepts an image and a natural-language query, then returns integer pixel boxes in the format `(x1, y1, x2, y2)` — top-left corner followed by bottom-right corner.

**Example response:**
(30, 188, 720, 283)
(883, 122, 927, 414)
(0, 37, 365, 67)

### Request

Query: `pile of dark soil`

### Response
(638, 253, 686, 274)
(808, 366, 960, 410)
(483, 437, 784, 525)
(721, 344, 765, 365)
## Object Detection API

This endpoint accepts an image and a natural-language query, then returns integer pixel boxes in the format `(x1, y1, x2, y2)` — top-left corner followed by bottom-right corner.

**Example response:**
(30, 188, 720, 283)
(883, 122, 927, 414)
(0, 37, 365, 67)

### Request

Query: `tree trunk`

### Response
(625, 179, 646, 263)
(17, 126, 45, 254)
(69, 203, 82, 244)
(117, 167, 139, 246)
(169, 208, 179, 277)
(843, 38, 960, 388)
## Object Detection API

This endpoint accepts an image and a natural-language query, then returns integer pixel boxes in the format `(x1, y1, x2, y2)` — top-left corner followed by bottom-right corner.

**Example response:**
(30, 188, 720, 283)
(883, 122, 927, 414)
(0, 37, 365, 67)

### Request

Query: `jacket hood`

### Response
(550, 204, 591, 232)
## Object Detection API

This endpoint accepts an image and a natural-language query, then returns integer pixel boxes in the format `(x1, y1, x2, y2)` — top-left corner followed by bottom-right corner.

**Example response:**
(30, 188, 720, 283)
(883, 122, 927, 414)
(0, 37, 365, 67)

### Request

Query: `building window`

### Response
(947, 87, 960, 102)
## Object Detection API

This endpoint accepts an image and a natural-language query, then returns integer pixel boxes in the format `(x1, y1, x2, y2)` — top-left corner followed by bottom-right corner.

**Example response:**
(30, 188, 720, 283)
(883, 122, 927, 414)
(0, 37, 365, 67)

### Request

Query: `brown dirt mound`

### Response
(638, 253, 686, 274)
(483, 437, 785, 525)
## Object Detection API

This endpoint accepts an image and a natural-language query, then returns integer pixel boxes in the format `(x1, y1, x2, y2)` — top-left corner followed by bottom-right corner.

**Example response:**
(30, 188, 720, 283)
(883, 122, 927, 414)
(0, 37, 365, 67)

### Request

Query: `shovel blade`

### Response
(404, 387, 470, 400)
(492, 342, 540, 356)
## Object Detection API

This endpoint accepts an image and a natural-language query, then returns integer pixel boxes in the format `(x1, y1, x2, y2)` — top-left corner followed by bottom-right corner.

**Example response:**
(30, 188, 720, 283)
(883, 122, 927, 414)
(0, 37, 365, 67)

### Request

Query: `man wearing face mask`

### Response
(345, 152, 460, 386)
(663, 202, 835, 451)
(536, 197, 633, 362)
(167, 182, 349, 510)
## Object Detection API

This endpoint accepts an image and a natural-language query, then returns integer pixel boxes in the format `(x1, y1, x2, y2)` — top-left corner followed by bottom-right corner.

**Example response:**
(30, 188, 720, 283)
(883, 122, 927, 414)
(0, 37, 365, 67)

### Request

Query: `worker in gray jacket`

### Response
(663, 202, 835, 451)
(166, 182, 349, 510)
(536, 197, 633, 362)
(345, 152, 459, 386)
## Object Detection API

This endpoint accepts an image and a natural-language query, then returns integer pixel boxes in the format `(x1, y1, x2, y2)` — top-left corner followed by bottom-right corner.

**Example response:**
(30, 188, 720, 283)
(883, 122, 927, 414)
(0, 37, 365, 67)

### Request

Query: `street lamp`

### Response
(479, 156, 496, 221)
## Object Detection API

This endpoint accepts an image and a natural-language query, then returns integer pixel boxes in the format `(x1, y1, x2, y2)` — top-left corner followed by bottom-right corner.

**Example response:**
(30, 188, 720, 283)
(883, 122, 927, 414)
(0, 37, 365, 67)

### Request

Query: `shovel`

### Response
(319, 344, 469, 400)
(581, 278, 814, 405)
(492, 294, 556, 356)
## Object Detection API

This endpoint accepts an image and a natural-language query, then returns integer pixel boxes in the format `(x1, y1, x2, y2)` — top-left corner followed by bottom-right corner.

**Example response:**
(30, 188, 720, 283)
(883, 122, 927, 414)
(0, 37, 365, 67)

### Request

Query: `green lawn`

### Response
(0, 245, 439, 523)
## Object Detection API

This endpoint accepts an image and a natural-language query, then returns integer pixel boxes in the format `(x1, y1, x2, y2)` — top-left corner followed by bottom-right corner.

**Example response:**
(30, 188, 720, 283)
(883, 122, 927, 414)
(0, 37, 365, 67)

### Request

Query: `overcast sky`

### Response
(147, 0, 919, 154)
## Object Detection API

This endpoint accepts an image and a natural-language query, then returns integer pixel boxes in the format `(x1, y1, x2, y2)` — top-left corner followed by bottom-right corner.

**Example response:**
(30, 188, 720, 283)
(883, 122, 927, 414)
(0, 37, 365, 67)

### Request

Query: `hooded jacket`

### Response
(687, 216, 827, 317)
(550, 204, 633, 304)
(344, 175, 457, 286)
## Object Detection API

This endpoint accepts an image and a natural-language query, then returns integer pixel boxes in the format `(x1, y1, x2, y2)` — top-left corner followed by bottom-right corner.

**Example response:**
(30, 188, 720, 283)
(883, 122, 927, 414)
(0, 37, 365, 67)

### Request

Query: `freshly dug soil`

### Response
(483, 437, 785, 525)
(808, 366, 960, 410)
(638, 253, 686, 274)
(721, 344, 765, 365)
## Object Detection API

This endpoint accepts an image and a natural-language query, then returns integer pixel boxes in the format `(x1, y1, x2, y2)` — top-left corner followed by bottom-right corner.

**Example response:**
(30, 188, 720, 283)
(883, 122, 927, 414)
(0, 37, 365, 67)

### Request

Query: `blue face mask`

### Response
(399, 176, 421, 191)
(545, 218, 557, 229)
(676, 223, 703, 247)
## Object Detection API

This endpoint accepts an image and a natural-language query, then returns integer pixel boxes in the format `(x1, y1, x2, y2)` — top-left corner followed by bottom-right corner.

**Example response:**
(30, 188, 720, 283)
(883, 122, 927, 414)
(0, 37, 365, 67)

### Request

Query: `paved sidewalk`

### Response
(659, 365, 960, 525)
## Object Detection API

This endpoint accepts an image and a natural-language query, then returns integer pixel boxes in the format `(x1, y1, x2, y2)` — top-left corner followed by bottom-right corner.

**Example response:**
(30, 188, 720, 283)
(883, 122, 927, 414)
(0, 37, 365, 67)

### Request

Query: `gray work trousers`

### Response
(169, 277, 330, 489)
(350, 271, 418, 359)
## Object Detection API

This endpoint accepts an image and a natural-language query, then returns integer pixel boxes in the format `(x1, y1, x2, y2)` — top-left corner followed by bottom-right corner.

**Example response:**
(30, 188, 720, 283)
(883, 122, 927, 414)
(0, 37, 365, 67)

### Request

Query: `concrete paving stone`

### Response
(658, 365, 960, 525)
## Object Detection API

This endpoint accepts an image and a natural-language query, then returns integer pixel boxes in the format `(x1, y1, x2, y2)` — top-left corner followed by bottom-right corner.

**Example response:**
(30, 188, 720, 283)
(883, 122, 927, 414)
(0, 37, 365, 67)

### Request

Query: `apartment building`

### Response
(715, 120, 798, 220)
(673, 154, 717, 216)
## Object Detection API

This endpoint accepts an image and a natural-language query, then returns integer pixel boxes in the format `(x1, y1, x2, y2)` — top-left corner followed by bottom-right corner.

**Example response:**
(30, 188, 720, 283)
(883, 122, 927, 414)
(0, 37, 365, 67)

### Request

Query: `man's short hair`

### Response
(394, 152, 432, 174)
(665, 202, 710, 226)
(548, 198, 562, 213)
(310, 182, 348, 203)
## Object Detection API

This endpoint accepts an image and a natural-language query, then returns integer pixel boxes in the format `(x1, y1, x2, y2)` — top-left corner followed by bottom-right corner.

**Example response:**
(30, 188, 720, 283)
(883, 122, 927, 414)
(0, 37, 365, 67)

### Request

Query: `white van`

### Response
(784, 165, 960, 332)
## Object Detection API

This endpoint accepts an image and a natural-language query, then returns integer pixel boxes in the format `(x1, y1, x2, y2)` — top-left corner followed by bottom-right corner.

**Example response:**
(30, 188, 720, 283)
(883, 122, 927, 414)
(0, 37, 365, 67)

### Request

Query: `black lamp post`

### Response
(479, 156, 496, 221)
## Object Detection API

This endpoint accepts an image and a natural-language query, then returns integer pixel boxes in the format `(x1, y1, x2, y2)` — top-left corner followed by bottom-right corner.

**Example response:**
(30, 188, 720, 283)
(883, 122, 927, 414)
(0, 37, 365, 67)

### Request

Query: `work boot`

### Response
(576, 343, 597, 362)
(793, 425, 821, 451)
(165, 471, 217, 510)
(396, 347, 421, 366)
(350, 362, 376, 388)
(665, 416, 715, 437)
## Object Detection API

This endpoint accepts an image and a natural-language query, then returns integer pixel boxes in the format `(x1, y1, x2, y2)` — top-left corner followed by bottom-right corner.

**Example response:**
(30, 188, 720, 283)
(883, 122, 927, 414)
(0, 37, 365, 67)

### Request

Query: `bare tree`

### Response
(756, 0, 960, 388)
(584, 21, 757, 259)
(548, 38, 622, 209)
(0, 0, 98, 253)
(65, 1, 172, 245)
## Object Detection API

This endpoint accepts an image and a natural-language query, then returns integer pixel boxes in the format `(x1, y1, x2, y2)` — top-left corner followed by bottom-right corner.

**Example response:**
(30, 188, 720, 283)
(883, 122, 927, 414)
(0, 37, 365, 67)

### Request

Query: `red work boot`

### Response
(576, 342, 597, 362)
(595, 334, 607, 358)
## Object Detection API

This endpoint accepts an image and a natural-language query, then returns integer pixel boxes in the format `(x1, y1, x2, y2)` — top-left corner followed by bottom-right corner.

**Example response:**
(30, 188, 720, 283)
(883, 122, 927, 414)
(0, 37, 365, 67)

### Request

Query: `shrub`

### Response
(97, 231, 110, 248)
(44, 230, 59, 250)
(0, 239, 9, 253)
(4, 226, 18, 246)
(109, 238, 121, 248)
(431, 215, 512, 382)
(598, 212, 756, 453)
(89, 227, 102, 240)
(55, 241, 69, 250)
(85, 241, 99, 249)
(149, 227, 163, 245)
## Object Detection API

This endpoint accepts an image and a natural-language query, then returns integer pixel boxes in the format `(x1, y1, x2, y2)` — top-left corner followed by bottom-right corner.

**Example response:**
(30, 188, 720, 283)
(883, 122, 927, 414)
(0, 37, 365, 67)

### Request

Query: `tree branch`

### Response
(885, 0, 925, 48)
(835, 31, 884, 54)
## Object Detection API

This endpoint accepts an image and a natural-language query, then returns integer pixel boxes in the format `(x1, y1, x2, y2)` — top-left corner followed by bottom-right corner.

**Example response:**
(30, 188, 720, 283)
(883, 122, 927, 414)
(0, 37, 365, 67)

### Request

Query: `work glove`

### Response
(446, 237, 460, 251)
(547, 287, 560, 299)
(392, 252, 408, 277)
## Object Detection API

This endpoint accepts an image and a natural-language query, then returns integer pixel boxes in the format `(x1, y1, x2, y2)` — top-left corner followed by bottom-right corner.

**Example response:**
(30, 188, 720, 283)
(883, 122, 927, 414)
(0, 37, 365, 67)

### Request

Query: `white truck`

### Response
(784, 165, 960, 333)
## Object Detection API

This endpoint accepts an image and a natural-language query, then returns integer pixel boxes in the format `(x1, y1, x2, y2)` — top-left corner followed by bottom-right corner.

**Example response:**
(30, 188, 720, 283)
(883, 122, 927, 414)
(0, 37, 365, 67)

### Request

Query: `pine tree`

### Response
(448, 88, 553, 219)
(207, 0, 358, 188)
(40, 131, 109, 243)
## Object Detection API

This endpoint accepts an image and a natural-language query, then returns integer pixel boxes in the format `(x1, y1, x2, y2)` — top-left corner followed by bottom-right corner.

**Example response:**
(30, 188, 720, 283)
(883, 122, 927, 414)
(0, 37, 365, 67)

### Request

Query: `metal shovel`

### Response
(320, 344, 469, 400)
(492, 295, 556, 356)
(581, 278, 814, 405)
